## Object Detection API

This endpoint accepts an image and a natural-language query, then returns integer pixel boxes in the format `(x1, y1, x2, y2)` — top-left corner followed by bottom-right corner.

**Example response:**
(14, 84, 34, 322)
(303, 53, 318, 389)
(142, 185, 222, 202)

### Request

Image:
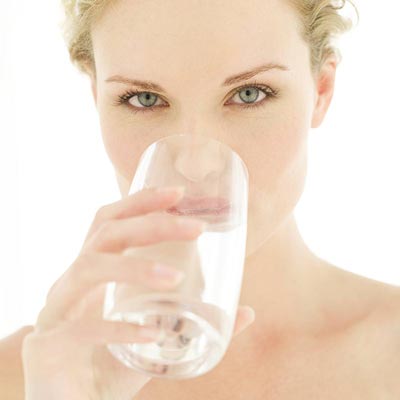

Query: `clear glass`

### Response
(103, 134, 249, 379)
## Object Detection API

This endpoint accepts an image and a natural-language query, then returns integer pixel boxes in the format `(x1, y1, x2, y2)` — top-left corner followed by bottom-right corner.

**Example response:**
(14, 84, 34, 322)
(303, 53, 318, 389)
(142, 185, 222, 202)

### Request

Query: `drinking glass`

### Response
(103, 134, 249, 379)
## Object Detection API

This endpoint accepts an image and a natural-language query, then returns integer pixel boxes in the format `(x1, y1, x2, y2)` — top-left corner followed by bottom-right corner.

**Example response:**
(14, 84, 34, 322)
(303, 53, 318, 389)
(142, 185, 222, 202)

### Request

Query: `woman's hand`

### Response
(21, 187, 256, 400)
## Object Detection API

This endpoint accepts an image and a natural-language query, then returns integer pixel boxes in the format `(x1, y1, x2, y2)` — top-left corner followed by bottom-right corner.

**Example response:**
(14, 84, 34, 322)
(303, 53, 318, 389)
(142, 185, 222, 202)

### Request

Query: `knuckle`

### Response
(98, 219, 116, 236)
(94, 204, 110, 222)
(45, 279, 61, 304)
(71, 253, 95, 283)
(36, 305, 48, 324)
(93, 220, 117, 245)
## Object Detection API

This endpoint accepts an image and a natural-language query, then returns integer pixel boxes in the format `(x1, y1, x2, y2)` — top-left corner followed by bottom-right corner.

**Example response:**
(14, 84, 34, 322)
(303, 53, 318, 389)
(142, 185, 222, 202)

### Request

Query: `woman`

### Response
(3, 0, 400, 398)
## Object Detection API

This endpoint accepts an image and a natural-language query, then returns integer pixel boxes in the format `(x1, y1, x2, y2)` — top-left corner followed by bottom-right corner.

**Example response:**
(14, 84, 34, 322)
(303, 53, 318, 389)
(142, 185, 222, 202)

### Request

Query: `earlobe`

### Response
(311, 58, 337, 129)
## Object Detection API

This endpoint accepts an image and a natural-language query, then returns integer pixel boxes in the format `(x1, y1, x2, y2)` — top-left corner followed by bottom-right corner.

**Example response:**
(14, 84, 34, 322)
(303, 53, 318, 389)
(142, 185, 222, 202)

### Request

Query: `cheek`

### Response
(98, 93, 310, 238)
(243, 109, 310, 255)
(102, 132, 141, 182)
(99, 111, 156, 185)
(251, 110, 307, 193)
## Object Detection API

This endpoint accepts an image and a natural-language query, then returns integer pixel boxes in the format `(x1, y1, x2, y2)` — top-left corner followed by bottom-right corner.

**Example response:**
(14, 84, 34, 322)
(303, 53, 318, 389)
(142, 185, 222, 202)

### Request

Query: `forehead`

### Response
(91, 0, 305, 80)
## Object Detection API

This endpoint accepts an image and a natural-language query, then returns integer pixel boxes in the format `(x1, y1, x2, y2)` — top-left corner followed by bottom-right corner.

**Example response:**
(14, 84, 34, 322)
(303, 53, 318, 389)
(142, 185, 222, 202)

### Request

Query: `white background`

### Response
(1, 1, 399, 338)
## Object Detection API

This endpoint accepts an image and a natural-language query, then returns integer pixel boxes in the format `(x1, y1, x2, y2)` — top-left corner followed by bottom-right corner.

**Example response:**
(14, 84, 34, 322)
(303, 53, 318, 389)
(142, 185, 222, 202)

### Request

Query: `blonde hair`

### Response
(60, 0, 359, 79)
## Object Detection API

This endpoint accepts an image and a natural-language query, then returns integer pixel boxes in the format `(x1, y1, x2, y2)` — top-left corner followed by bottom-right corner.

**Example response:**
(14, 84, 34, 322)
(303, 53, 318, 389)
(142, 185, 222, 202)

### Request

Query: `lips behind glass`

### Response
(166, 195, 231, 222)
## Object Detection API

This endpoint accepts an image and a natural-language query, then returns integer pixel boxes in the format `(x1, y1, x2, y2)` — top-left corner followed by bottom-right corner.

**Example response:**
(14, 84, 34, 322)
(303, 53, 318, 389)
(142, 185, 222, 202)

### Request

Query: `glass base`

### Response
(105, 294, 229, 379)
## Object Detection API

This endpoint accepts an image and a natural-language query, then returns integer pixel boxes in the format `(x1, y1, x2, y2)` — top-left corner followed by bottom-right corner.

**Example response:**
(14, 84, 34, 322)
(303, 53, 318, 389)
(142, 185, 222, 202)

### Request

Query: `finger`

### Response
(232, 306, 256, 337)
(82, 186, 186, 248)
(38, 253, 185, 330)
(82, 213, 206, 253)
(24, 319, 163, 356)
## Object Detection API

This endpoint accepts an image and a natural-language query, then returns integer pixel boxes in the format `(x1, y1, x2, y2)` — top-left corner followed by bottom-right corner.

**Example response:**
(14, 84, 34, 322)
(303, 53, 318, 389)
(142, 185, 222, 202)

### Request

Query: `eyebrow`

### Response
(105, 62, 290, 92)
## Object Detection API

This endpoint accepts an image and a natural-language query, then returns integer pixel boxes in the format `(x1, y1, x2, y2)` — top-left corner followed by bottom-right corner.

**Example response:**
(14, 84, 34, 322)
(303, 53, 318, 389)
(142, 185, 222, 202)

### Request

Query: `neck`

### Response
(239, 214, 323, 337)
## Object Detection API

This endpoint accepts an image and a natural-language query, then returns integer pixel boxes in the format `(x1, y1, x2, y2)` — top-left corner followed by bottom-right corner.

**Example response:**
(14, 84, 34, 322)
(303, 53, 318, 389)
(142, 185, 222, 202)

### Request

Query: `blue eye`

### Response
(227, 84, 278, 110)
(115, 81, 279, 114)
(116, 90, 165, 112)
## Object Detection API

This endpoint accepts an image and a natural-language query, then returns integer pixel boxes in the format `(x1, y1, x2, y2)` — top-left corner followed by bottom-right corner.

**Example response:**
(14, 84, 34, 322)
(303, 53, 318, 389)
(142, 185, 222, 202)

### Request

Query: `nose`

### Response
(174, 135, 226, 182)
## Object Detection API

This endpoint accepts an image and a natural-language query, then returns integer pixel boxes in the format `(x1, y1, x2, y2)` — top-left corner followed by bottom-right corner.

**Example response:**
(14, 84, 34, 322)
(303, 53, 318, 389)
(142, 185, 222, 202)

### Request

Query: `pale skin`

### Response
(1, 0, 400, 398)
(3, 189, 255, 400)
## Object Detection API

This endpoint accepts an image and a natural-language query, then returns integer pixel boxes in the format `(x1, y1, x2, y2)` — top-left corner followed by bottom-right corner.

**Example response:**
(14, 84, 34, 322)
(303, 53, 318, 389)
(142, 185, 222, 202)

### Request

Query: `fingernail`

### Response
(152, 264, 185, 282)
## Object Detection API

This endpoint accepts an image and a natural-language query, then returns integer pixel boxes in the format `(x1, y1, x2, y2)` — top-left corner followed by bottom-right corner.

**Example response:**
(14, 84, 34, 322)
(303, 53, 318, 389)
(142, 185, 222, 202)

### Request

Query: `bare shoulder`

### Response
(319, 259, 399, 312)
(320, 262, 400, 351)
(331, 269, 400, 396)
(355, 273, 400, 325)
(356, 280, 400, 396)
(370, 281, 400, 342)
(332, 263, 400, 328)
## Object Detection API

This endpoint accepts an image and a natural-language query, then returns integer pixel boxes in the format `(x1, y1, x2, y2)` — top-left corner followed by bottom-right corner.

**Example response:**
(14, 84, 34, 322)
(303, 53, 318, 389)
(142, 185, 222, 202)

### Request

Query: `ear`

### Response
(311, 56, 338, 129)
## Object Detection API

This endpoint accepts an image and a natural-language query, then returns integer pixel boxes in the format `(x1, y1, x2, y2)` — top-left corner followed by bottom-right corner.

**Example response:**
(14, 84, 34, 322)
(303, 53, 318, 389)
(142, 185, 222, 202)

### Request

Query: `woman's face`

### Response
(90, 0, 334, 257)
